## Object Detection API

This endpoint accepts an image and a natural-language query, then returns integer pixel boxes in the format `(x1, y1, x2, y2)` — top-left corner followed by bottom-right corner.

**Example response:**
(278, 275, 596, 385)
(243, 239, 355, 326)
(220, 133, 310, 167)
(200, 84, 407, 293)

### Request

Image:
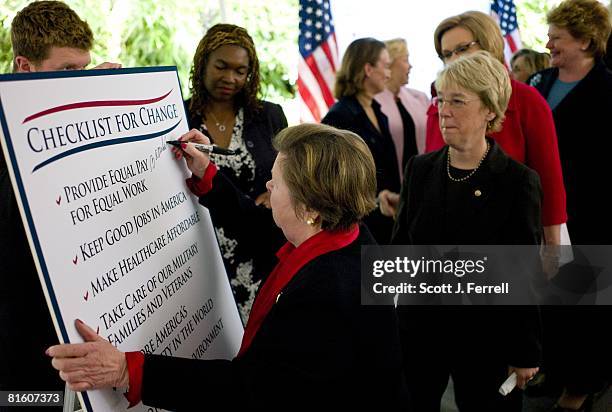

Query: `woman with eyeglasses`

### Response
(423, 11, 567, 253)
(392, 51, 543, 412)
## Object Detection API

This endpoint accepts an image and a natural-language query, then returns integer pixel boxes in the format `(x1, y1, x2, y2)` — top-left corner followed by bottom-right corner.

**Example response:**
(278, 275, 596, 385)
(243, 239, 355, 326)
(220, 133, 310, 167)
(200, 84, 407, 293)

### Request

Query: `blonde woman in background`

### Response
(375, 38, 429, 218)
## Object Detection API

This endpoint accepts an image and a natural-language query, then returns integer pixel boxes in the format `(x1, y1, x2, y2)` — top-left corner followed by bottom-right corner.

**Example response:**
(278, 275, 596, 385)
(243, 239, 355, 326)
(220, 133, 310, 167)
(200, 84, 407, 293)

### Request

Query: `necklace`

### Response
(447, 141, 490, 182)
(208, 111, 232, 132)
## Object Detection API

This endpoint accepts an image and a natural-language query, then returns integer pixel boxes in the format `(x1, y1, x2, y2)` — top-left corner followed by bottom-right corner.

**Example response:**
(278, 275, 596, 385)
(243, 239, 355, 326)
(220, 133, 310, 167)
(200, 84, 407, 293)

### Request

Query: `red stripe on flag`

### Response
(505, 33, 518, 53)
(320, 41, 336, 72)
(297, 77, 322, 122)
(304, 54, 335, 107)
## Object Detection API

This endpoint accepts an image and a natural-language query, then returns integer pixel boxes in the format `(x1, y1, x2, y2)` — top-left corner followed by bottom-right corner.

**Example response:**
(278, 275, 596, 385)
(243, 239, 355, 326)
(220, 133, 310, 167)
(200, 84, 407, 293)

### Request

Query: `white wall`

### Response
(330, 0, 489, 98)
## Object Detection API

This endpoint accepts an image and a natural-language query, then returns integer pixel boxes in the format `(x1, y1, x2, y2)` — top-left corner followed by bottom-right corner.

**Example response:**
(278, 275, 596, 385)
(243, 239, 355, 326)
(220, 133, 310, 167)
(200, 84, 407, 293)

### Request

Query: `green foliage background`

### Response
(2, 0, 594, 104)
(515, 0, 561, 51)
(0, 0, 297, 103)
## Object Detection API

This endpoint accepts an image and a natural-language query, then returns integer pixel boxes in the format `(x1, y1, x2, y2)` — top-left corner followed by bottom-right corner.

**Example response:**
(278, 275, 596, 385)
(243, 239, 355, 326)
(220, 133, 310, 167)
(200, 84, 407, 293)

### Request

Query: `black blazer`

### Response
(140, 174, 407, 410)
(392, 139, 542, 245)
(186, 99, 288, 197)
(529, 61, 612, 244)
(392, 140, 543, 368)
(529, 61, 612, 392)
(322, 96, 399, 244)
(322, 95, 401, 194)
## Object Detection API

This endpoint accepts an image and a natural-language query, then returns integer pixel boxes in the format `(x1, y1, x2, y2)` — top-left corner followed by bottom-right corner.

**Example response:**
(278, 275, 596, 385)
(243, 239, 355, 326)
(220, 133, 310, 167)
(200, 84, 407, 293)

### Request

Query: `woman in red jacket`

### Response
(425, 11, 566, 249)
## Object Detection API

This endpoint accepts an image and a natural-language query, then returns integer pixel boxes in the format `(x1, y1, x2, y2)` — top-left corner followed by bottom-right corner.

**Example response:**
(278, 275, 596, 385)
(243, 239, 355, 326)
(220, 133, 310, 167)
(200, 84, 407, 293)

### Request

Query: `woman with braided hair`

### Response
(185, 24, 288, 323)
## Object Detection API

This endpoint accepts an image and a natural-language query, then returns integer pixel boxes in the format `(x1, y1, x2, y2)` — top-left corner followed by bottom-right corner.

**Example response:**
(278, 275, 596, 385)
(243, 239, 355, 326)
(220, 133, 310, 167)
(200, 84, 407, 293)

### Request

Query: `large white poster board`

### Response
(0, 67, 244, 411)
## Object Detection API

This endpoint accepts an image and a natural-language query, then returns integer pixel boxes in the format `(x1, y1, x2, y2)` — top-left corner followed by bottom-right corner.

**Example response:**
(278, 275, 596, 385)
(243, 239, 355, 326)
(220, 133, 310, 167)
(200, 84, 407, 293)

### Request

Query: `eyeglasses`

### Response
(433, 96, 478, 109)
(439, 41, 479, 60)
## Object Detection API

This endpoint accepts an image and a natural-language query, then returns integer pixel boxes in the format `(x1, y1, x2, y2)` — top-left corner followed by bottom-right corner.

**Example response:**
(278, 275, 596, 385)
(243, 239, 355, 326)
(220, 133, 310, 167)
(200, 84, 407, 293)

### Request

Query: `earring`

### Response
(306, 217, 315, 226)
(486, 120, 494, 131)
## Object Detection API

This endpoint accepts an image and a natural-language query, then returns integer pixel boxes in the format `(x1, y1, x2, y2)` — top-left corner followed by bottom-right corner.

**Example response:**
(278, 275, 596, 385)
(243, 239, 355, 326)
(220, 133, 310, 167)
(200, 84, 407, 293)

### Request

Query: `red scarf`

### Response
(236, 225, 359, 358)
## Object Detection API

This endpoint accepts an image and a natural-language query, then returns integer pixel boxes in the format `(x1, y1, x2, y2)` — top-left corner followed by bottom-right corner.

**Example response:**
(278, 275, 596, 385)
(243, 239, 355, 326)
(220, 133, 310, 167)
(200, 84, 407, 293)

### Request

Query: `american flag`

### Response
(298, 0, 338, 122)
(490, 0, 522, 66)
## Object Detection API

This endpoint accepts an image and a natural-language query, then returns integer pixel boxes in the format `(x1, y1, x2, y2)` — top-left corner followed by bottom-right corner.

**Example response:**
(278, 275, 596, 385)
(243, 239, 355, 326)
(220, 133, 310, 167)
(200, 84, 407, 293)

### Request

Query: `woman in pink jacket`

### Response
(374, 38, 429, 218)
(375, 38, 429, 175)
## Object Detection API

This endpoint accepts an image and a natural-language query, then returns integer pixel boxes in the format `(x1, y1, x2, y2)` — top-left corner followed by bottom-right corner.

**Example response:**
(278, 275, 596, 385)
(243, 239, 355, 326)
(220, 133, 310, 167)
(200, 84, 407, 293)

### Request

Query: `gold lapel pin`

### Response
(474, 189, 482, 197)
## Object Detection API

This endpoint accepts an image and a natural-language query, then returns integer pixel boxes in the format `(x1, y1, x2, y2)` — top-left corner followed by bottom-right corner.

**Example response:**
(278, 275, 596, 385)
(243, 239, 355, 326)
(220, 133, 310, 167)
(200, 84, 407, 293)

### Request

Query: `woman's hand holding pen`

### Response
(173, 129, 211, 179)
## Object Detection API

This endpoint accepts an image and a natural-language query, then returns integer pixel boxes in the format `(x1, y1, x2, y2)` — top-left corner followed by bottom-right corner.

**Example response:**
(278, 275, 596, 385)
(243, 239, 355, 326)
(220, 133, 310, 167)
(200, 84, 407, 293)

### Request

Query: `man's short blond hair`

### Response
(435, 51, 511, 133)
(11, 1, 93, 67)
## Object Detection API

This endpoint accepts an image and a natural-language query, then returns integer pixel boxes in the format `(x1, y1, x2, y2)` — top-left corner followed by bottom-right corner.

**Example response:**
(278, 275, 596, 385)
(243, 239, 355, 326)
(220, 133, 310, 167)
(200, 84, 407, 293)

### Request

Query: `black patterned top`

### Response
(199, 109, 260, 323)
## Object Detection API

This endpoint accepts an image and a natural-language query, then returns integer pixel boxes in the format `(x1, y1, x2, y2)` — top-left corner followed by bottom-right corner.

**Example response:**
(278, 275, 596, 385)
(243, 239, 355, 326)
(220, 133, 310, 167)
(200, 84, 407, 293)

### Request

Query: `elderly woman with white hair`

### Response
(375, 38, 429, 160)
(374, 38, 429, 218)
(392, 51, 542, 411)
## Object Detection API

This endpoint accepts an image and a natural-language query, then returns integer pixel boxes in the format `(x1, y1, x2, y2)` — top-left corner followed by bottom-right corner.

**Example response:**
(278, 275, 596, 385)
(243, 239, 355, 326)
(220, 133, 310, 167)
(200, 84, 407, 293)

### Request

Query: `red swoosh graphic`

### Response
(22, 90, 173, 124)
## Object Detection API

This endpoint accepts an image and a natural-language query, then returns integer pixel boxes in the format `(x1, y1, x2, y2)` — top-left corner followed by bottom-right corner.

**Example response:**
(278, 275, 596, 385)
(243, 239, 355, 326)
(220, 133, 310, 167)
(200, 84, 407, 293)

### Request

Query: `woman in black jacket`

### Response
(528, 0, 612, 245)
(48, 124, 406, 410)
(393, 51, 542, 412)
(322, 37, 399, 244)
(528, 1, 612, 409)
(185, 24, 287, 322)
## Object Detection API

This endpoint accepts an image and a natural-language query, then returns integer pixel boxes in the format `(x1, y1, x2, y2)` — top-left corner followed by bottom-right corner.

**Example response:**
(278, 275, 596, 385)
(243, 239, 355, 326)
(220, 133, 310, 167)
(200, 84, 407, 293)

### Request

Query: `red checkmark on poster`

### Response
(72, 255, 78, 265)
(55, 195, 61, 205)
(84, 291, 89, 301)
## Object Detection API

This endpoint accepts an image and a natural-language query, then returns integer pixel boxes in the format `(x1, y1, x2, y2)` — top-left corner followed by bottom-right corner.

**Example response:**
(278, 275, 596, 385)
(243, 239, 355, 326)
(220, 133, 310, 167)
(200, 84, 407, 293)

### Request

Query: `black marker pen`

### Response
(166, 140, 236, 155)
